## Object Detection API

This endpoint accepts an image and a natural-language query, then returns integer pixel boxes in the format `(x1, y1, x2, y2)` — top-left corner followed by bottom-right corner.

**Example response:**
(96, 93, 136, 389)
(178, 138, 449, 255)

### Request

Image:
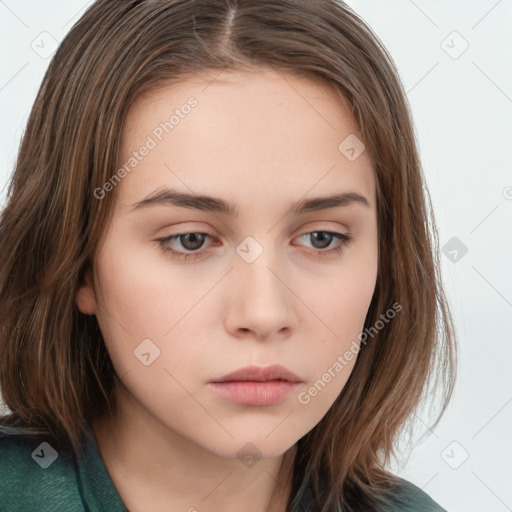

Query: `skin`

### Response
(76, 67, 378, 512)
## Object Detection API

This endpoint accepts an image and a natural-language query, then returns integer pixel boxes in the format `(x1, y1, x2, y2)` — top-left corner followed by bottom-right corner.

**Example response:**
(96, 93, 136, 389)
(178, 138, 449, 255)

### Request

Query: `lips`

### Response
(210, 364, 302, 384)
(208, 365, 303, 406)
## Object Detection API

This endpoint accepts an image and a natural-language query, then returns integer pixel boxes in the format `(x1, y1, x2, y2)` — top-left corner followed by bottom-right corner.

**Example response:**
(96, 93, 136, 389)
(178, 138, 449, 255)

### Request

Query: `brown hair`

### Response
(0, 1, 456, 510)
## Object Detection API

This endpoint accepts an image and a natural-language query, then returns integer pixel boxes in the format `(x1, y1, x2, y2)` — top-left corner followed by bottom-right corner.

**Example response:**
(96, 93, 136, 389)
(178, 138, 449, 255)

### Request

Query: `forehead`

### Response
(115, 68, 375, 210)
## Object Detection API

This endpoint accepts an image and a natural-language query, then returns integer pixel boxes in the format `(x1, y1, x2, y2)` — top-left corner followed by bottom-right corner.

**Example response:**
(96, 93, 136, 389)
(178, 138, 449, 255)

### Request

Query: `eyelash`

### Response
(157, 230, 352, 261)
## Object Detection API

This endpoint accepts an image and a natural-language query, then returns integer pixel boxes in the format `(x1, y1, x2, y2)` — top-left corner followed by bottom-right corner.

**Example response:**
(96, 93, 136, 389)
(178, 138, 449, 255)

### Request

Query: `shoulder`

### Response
(0, 427, 86, 511)
(383, 476, 448, 512)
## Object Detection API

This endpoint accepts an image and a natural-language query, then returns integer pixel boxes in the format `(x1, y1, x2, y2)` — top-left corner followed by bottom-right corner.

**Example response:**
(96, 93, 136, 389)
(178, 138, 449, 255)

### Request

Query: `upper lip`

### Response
(210, 364, 302, 383)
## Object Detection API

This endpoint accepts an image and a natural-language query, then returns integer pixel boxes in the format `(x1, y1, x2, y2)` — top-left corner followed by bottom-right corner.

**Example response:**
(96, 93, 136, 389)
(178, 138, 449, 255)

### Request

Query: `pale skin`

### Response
(76, 67, 378, 512)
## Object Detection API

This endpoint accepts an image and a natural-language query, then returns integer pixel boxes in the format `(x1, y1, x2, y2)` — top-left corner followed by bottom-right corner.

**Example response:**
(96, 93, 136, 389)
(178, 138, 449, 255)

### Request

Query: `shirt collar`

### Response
(75, 428, 128, 512)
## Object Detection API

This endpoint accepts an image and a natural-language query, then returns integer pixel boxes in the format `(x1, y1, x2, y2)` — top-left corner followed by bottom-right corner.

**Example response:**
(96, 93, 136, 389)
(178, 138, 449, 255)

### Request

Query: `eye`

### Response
(156, 230, 352, 262)
(295, 231, 352, 257)
(157, 231, 217, 261)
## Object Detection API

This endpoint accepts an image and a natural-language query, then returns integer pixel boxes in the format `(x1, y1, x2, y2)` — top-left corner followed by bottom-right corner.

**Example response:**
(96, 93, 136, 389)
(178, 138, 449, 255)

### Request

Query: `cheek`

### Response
(295, 244, 377, 409)
(92, 240, 166, 366)
(95, 231, 187, 327)
(306, 244, 377, 342)
(93, 235, 220, 376)
(293, 308, 362, 435)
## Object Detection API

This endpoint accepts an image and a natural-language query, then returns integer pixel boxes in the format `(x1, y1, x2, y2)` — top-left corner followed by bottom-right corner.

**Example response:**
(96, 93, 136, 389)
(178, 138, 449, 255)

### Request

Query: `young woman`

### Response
(0, 1, 456, 511)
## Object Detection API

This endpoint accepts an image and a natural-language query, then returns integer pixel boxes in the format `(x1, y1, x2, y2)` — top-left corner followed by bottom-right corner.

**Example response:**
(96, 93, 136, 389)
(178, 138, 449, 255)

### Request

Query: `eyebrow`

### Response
(129, 187, 370, 216)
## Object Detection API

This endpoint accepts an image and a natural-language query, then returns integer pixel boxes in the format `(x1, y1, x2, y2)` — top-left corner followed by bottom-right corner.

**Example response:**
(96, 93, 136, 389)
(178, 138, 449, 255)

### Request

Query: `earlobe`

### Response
(75, 267, 97, 315)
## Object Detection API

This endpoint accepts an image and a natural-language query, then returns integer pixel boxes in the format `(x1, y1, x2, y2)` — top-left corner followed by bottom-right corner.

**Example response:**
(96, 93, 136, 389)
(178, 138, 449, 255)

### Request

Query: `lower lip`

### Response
(208, 380, 299, 406)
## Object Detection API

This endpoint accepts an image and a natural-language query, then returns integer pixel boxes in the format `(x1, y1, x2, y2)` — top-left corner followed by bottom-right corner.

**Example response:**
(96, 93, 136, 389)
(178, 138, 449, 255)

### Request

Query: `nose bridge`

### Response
(236, 234, 285, 303)
(227, 234, 294, 336)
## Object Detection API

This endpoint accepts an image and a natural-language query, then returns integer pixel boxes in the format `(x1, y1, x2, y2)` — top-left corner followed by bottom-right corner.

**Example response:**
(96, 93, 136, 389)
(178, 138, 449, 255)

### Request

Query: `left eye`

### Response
(296, 231, 350, 250)
(157, 230, 351, 261)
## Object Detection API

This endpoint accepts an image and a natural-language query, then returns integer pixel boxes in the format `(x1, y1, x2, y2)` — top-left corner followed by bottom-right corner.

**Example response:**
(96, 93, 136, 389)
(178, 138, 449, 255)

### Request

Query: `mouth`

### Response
(208, 365, 302, 406)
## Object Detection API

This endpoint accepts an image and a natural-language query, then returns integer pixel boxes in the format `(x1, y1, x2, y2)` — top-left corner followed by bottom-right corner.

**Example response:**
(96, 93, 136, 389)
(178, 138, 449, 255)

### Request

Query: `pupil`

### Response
(182, 233, 205, 251)
(312, 232, 331, 249)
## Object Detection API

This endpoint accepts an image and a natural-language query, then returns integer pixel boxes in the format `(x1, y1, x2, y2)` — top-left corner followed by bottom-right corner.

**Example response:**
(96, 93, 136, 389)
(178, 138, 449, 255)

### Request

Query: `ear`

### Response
(76, 266, 97, 315)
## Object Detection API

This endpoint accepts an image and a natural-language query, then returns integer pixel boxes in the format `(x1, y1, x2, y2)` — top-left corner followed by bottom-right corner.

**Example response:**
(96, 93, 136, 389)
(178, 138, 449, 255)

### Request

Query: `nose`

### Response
(224, 243, 297, 341)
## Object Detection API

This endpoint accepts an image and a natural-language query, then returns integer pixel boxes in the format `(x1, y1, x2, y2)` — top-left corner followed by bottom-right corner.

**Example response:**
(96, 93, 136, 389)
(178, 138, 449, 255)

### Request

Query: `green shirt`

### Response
(0, 427, 448, 511)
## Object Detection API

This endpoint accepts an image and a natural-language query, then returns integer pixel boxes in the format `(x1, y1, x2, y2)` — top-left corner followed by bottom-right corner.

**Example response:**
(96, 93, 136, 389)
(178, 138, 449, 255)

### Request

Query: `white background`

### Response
(1, 1, 511, 511)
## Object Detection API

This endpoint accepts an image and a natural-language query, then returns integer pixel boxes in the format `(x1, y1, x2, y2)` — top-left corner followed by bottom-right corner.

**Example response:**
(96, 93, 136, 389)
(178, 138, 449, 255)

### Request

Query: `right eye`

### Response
(157, 231, 218, 261)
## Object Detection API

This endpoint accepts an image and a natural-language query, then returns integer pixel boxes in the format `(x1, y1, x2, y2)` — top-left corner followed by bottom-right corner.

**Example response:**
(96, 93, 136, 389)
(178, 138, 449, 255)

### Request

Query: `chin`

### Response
(199, 430, 299, 463)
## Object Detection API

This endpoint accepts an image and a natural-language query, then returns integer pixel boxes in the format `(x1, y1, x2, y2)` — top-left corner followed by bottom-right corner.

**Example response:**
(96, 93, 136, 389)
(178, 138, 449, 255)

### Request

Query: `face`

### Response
(77, 68, 378, 460)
